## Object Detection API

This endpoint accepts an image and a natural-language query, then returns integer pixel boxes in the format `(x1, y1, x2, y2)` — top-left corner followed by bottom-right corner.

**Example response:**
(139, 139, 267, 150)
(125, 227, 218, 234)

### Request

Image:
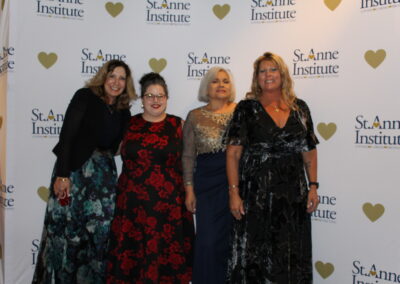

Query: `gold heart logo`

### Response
(315, 261, 335, 279)
(373, 122, 380, 128)
(202, 57, 208, 63)
(0, 115, 3, 130)
(309, 54, 315, 59)
(105, 2, 124, 18)
(364, 49, 386, 69)
(324, 0, 342, 11)
(212, 4, 230, 20)
(317, 122, 337, 140)
(162, 3, 167, 8)
(363, 202, 385, 222)
(37, 186, 50, 203)
(266, 1, 273, 5)
(38, 52, 58, 69)
(149, 58, 167, 73)
(370, 270, 377, 276)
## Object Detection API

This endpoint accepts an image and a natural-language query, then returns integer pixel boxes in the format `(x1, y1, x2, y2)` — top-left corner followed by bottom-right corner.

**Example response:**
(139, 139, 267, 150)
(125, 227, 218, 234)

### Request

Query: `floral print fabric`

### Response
(33, 150, 118, 284)
(106, 114, 194, 284)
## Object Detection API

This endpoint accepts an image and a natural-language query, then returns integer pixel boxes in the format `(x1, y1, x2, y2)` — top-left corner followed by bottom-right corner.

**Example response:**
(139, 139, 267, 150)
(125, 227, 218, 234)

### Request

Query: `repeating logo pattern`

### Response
(105, 2, 124, 17)
(250, 0, 297, 24)
(317, 122, 337, 140)
(38, 52, 58, 69)
(315, 261, 335, 279)
(31, 108, 64, 138)
(362, 202, 385, 222)
(0, 46, 15, 74)
(212, 4, 230, 20)
(1, 183, 15, 208)
(37, 186, 49, 203)
(361, 0, 400, 11)
(292, 48, 340, 79)
(324, 0, 342, 11)
(146, 0, 191, 25)
(354, 114, 400, 149)
(149, 58, 167, 73)
(364, 49, 386, 69)
(36, 0, 85, 20)
(353, 260, 400, 283)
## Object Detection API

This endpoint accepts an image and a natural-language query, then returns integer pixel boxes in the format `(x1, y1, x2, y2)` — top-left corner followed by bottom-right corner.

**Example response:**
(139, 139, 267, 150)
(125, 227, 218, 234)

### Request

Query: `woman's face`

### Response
(104, 66, 127, 103)
(207, 70, 231, 101)
(257, 60, 282, 93)
(142, 84, 168, 120)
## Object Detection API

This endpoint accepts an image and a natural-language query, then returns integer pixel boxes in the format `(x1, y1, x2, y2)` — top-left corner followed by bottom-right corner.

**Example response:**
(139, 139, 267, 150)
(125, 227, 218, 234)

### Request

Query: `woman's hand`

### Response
(184, 185, 196, 213)
(229, 189, 245, 220)
(53, 177, 70, 200)
(307, 188, 319, 213)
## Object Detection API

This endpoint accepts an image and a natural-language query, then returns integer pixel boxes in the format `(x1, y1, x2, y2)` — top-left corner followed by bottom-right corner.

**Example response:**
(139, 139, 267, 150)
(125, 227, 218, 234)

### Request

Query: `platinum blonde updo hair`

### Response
(198, 66, 236, 103)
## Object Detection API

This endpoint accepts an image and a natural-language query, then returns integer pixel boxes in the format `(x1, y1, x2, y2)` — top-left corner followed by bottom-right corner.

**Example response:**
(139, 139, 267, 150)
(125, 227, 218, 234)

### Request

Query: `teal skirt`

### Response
(33, 150, 117, 284)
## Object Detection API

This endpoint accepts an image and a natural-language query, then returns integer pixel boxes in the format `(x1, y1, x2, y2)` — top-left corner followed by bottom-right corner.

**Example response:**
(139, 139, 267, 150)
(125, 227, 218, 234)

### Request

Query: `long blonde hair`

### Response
(250, 52, 298, 110)
(85, 60, 137, 110)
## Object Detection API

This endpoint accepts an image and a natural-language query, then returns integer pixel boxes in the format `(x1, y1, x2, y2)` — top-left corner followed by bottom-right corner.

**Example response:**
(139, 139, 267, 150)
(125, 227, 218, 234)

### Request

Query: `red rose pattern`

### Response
(107, 114, 194, 284)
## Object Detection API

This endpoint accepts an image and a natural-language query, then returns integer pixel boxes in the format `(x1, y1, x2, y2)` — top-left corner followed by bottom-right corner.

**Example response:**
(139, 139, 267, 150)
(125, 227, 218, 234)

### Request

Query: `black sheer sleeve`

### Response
(55, 89, 90, 177)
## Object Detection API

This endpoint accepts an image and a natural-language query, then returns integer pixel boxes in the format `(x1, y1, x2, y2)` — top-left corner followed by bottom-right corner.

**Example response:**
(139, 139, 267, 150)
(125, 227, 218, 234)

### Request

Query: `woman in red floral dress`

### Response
(106, 73, 194, 284)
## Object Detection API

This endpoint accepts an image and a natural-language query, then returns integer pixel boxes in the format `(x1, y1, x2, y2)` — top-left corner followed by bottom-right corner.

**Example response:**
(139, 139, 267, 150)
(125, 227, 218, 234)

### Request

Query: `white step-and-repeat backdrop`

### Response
(1, 0, 399, 283)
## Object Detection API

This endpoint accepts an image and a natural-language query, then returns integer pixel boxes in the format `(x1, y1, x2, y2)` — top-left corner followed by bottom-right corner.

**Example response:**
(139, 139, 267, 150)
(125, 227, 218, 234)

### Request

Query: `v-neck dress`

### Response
(225, 98, 319, 284)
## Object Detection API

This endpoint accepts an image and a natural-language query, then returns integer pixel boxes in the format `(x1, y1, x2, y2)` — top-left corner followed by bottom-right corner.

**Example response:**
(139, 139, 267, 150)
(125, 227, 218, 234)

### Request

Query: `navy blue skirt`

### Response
(192, 150, 232, 284)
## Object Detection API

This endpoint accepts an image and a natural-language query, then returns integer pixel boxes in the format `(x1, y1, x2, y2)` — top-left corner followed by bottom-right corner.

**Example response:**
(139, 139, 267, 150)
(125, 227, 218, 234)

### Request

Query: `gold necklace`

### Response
(269, 104, 280, 112)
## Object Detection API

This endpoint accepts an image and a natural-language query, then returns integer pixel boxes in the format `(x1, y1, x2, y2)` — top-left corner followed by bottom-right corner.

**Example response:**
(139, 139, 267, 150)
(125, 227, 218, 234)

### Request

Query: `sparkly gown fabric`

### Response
(182, 107, 234, 284)
(225, 99, 319, 284)
(106, 114, 194, 284)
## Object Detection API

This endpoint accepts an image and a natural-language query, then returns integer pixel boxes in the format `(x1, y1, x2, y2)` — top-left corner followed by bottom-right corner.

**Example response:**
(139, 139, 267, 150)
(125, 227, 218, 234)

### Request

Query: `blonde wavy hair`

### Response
(85, 60, 137, 110)
(250, 52, 298, 110)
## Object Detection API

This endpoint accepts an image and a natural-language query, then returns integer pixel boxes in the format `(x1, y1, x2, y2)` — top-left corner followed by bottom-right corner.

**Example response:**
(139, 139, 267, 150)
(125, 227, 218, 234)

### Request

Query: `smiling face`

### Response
(257, 60, 282, 93)
(207, 70, 232, 102)
(103, 66, 127, 104)
(142, 84, 168, 121)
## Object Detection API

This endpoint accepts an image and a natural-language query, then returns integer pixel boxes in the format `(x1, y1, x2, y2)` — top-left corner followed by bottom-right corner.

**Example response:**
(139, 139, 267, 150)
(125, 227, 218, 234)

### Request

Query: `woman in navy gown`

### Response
(182, 66, 236, 283)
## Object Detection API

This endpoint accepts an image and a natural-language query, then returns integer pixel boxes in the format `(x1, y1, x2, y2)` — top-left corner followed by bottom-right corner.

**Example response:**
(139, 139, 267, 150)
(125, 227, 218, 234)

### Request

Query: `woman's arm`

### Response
(302, 148, 319, 213)
(182, 114, 196, 213)
(227, 144, 245, 220)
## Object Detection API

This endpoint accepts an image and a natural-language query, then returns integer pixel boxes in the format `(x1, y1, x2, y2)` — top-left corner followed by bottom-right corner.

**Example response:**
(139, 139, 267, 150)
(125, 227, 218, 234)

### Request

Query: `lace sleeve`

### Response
(182, 111, 196, 184)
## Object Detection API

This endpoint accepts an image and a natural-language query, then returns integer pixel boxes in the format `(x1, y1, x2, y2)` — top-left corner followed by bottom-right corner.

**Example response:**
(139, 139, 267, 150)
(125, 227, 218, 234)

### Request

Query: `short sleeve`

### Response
(224, 100, 249, 146)
(298, 99, 319, 152)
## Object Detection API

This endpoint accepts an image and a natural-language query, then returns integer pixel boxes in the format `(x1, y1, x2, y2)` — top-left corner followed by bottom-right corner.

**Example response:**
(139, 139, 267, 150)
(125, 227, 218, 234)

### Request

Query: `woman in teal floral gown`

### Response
(32, 60, 136, 284)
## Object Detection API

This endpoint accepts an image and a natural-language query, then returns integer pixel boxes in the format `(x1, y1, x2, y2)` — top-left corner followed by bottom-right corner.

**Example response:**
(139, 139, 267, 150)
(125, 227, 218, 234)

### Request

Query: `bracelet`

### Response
(308, 182, 319, 189)
(229, 185, 239, 190)
(184, 181, 193, 186)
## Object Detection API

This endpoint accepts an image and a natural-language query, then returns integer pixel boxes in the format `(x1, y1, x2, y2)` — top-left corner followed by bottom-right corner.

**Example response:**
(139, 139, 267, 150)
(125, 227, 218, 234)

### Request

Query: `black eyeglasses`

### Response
(143, 93, 167, 100)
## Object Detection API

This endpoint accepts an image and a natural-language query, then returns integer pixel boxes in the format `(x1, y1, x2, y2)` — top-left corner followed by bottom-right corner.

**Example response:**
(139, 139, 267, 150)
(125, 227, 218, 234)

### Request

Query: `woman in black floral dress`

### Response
(106, 73, 194, 283)
(225, 52, 320, 283)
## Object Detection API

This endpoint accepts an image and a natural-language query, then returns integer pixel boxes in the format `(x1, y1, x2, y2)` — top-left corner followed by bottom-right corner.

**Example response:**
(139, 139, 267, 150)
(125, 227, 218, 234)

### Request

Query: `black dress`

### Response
(225, 99, 319, 284)
(106, 114, 194, 284)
